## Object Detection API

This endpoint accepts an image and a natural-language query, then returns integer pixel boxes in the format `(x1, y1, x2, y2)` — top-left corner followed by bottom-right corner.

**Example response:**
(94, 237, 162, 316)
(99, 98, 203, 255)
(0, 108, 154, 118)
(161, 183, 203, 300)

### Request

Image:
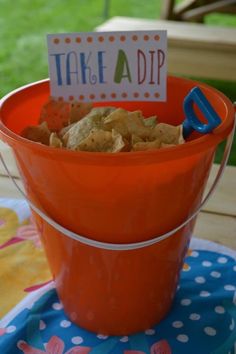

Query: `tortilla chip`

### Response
(69, 101, 93, 123)
(178, 125, 185, 144)
(131, 134, 143, 145)
(150, 123, 185, 145)
(112, 129, 128, 152)
(23, 99, 185, 153)
(132, 139, 161, 151)
(49, 132, 63, 148)
(143, 116, 157, 127)
(103, 109, 130, 137)
(120, 137, 131, 152)
(92, 106, 116, 118)
(160, 143, 176, 148)
(21, 122, 51, 145)
(59, 122, 76, 138)
(65, 107, 116, 149)
(65, 114, 102, 149)
(104, 109, 152, 140)
(77, 129, 125, 152)
(39, 98, 71, 132)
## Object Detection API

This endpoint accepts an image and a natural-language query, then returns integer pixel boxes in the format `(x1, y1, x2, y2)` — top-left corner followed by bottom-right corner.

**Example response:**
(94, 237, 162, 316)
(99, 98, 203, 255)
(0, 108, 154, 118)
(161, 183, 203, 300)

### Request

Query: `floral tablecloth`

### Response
(0, 198, 236, 354)
(0, 198, 51, 317)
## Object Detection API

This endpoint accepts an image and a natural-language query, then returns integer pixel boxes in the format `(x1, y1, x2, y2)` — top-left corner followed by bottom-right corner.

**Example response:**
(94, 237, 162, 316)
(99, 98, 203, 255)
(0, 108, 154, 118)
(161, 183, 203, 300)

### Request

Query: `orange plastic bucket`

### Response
(0, 76, 234, 335)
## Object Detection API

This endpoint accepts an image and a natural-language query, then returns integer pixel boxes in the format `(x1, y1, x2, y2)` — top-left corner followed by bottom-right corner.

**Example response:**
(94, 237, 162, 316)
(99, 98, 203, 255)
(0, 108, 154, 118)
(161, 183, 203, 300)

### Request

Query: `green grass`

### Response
(0, 0, 235, 163)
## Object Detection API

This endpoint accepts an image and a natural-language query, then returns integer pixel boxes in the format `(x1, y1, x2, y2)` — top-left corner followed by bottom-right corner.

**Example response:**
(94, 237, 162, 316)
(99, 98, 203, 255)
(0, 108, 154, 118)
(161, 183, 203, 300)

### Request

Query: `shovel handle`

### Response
(183, 87, 222, 139)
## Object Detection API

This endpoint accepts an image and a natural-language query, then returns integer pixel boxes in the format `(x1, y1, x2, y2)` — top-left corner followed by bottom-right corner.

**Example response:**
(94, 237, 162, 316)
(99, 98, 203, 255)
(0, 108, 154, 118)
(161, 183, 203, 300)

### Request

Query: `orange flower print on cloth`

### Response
(0, 201, 51, 317)
(18, 336, 91, 354)
(150, 340, 172, 353)
(182, 262, 191, 271)
(124, 340, 172, 353)
(17, 336, 171, 354)
(182, 249, 193, 272)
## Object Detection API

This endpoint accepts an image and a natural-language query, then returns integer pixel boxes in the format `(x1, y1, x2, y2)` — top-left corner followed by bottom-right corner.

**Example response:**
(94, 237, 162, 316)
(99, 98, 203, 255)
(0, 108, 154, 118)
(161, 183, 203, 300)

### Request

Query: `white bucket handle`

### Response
(0, 115, 235, 251)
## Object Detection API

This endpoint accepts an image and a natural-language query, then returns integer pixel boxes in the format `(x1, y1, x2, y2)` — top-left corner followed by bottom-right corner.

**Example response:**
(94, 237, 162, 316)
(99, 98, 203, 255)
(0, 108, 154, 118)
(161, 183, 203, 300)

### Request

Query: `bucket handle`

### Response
(0, 114, 235, 251)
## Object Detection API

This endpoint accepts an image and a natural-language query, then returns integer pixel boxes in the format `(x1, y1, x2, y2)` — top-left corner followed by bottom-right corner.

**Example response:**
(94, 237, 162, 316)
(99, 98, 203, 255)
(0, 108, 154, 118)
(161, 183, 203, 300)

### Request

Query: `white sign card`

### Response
(47, 31, 167, 102)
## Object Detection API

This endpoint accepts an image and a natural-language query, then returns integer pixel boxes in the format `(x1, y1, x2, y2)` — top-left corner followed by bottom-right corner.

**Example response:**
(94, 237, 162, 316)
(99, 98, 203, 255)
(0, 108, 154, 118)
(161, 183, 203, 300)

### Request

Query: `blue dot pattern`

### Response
(0, 249, 236, 354)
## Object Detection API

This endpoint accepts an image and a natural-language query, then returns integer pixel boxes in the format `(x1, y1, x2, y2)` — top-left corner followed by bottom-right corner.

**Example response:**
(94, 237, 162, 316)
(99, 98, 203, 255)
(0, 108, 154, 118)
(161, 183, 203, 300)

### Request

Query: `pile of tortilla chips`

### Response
(21, 98, 184, 152)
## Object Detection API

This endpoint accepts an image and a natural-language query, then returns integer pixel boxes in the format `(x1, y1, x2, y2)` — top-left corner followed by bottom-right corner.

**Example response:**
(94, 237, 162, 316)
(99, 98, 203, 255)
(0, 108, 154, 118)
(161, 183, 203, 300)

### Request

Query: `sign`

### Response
(47, 31, 167, 102)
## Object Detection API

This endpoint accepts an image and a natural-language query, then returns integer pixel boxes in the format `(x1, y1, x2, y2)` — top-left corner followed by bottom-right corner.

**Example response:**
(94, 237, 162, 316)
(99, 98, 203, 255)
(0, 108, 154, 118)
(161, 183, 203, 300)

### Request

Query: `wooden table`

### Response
(95, 16, 236, 81)
(0, 142, 235, 250)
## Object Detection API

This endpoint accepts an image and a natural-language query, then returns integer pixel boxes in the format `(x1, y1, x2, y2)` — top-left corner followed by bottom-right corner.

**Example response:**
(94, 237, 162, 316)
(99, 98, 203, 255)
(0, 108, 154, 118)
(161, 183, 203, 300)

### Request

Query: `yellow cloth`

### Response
(0, 204, 51, 318)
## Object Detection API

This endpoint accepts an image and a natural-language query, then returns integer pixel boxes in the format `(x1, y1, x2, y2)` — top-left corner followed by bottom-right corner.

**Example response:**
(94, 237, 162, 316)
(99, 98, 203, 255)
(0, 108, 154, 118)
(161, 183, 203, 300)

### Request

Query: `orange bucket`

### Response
(0, 76, 234, 335)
